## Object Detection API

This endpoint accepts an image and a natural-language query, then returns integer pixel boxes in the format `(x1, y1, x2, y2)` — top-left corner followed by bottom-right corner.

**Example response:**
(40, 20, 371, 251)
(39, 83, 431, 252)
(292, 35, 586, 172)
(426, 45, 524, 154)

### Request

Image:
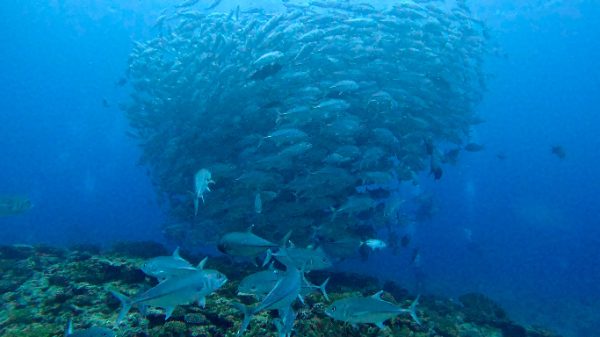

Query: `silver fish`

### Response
(111, 269, 227, 324)
(232, 254, 301, 336)
(141, 247, 206, 280)
(325, 291, 421, 329)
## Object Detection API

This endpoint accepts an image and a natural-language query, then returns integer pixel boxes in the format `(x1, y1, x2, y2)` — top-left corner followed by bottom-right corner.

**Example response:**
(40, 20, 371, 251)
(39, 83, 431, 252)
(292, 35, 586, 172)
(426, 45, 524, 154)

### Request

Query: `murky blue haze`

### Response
(0, 0, 598, 336)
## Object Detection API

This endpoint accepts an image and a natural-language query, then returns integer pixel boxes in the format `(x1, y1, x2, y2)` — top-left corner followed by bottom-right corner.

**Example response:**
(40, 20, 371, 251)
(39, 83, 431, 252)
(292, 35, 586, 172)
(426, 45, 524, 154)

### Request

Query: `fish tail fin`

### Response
(194, 196, 199, 216)
(329, 206, 337, 221)
(319, 277, 330, 301)
(65, 319, 73, 336)
(281, 230, 293, 247)
(110, 291, 133, 325)
(407, 294, 421, 325)
(232, 302, 255, 336)
(263, 249, 272, 267)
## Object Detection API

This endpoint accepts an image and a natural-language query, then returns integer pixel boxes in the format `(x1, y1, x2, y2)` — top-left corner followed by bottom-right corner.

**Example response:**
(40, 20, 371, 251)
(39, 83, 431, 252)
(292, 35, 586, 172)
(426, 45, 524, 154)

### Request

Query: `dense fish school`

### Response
(121, 0, 492, 261)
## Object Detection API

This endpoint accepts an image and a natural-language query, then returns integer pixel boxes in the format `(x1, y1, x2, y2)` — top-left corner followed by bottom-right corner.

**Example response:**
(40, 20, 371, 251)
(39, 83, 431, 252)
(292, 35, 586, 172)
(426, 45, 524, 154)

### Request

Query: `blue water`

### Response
(1, 0, 598, 336)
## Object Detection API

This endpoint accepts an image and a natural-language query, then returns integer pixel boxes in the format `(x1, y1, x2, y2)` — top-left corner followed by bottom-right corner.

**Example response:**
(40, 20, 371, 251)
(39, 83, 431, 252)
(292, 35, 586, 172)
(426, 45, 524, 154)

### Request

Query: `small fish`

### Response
(362, 239, 387, 250)
(0, 195, 33, 217)
(325, 291, 421, 329)
(206, 0, 223, 10)
(248, 63, 283, 81)
(400, 235, 411, 247)
(464, 143, 484, 152)
(175, 0, 200, 8)
(441, 149, 460, 165)
(114, 77, 127, 87)
(254, 193, 262, 214)
(410, 248, 420, 267)
(551, 145, 566, 159)
(253, 51, 285, 67)
(497, 152, 506, 160)
(65, 320, 116, 337)
(429, 150, 442, 180)
(102, 98, 110, 108)
(193, 168, 214, 215)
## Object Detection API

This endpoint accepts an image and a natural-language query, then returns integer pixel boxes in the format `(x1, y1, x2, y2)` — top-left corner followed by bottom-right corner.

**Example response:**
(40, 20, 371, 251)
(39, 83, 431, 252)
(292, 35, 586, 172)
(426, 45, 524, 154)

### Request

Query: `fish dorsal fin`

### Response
(246, 224, 255, 233)
(372, 290, 384, 301)
(197, 257, 208, 269)
(267, 261, 275, 271)
(281, 230, 293, 247)
(315, 246, 325, 253)
(66, 319, 73, 336)
(173, 247, 182, 259)
(288, 240, 296, 248)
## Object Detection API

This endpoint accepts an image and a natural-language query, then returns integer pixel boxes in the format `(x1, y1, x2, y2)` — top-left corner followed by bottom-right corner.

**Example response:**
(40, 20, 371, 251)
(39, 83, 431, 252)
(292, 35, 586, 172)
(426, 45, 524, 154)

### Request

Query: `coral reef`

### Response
(0, 243, 562, 337)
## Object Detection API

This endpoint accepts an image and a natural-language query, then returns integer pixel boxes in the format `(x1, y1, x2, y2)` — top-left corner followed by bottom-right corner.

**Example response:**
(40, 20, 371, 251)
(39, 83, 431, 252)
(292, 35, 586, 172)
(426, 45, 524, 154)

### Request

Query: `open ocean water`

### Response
(0, 0, 599, 336)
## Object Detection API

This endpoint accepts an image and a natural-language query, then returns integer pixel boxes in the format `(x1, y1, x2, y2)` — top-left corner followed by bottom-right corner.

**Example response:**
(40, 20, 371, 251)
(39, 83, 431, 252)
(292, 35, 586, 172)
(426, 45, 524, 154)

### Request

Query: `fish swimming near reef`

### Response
(271, 242, 333, 272)
(551, 145, 566, 159)
(0, 195, 33, 217)
(232, 252, 301, 336)
(273, 307, 296, 337)
(111, 267, 227, 324)
(325, 291, 421, 330)
(218, 226, 289, 265)
(238, 262, 329, 301)
(65, 320, 116, 337)
(141, 247, 206, 280)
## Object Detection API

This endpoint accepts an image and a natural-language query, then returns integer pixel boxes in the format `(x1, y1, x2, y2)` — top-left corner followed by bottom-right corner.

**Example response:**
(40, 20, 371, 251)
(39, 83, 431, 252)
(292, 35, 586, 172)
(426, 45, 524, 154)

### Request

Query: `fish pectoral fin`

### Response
(375, 321, 387, 331)
(163, 306, 175, 321)
(197, 297, 206, 308)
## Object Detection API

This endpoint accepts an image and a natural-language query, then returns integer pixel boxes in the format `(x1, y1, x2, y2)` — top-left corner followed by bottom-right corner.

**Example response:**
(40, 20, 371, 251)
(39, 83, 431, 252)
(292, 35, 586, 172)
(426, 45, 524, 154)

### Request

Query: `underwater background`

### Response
(0, 0, 599, 336)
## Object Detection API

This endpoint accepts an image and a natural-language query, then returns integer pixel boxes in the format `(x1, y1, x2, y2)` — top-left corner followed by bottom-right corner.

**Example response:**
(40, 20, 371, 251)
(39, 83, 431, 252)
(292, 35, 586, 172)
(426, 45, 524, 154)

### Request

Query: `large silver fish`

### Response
(218, 226, 290, 265)
(232, 254, 301, 336)
(141, 247, 206, 280)
(271, 242, 332, 272)
(325, 291, 421, 330)
(111, 268, 226, 324)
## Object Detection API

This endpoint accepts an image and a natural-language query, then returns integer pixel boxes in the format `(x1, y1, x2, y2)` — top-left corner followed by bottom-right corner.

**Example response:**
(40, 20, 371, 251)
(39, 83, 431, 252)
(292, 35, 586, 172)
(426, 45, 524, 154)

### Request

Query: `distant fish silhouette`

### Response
(114, 77, 127, 87)
(497, 152, 506, 160)
(464, 143, 484, 152)
(551, 145, 566, 159)
(102, 98, 110, 108)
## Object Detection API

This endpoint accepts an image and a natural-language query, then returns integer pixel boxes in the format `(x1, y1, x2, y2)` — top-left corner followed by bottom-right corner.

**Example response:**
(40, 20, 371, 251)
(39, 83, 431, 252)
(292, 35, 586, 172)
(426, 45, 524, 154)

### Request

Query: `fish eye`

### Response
(331, 306, 336, 311)
(251, 286, 256, 290)
(217, 274, 222, 279)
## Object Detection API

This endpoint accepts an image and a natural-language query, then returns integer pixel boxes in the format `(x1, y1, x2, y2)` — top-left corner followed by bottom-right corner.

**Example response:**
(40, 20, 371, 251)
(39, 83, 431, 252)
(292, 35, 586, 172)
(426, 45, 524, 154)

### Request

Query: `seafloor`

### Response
(0, 242, 559, 337)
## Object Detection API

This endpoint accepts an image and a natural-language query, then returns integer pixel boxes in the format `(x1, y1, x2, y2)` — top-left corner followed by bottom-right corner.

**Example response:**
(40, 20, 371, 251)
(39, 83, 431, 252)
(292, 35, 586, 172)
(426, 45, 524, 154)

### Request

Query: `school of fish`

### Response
(111, 0, 496, 333)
